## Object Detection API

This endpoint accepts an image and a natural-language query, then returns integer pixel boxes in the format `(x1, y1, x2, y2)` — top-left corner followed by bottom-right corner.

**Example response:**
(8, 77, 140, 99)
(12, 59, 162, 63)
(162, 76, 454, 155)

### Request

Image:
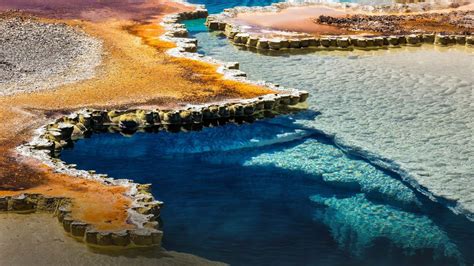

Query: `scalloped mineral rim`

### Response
(204, 2, 473, 53)
(183, 2, 474, 221)
(8, 4, 311, 248)
(15, 95, 309, 247)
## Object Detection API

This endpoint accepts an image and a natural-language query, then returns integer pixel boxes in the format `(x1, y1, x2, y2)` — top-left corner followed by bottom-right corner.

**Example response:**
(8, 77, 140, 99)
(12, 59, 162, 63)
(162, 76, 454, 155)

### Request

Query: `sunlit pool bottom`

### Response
(185, 17, 474, 223)
(61, 116, 474, 266)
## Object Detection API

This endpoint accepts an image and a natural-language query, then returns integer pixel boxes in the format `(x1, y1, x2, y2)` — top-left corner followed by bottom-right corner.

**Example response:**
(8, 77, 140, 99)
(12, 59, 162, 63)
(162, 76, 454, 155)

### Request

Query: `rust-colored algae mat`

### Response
(0, 0, 273, 231)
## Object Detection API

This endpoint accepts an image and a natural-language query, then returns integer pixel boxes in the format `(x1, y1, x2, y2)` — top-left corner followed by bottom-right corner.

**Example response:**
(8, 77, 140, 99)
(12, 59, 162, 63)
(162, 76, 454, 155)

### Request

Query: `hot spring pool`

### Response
(185, 18, 474, 220)
(60, 117, 474, 265)
(62, 5, 473, 265)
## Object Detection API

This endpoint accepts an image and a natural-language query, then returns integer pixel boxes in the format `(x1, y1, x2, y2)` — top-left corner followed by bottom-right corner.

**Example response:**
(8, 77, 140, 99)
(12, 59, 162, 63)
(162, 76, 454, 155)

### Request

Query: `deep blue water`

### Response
(60, 1, 474, 265)
(61, 117, 474, 266)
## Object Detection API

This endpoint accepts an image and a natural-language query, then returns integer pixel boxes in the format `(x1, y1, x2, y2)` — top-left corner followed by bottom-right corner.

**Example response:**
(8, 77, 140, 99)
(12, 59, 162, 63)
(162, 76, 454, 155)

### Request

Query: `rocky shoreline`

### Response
(316, 10, 473, 35)
(14, 97, 308, 247)
(1, 0, 472, 255)
(205, 2, 473, 53)
(0, 193, 162, 247)
(4, 5, 310, 249)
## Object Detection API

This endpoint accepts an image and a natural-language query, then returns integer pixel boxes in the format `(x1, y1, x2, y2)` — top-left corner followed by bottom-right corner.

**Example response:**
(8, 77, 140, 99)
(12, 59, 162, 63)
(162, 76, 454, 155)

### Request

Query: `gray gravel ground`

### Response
(0, 17, 102, 96)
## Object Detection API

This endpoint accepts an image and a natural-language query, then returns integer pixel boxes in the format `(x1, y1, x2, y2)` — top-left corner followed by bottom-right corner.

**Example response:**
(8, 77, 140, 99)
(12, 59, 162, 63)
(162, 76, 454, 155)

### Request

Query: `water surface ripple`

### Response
(61, 118, 474, 265)
(186, 19, 474, 219)
(61, 4, 474, 265)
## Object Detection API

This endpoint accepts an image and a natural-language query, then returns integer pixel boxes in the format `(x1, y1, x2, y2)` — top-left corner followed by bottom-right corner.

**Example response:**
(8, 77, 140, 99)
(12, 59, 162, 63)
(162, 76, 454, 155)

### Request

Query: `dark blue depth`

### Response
(59, 1, 474, 263)
(61, 119, 474, 266)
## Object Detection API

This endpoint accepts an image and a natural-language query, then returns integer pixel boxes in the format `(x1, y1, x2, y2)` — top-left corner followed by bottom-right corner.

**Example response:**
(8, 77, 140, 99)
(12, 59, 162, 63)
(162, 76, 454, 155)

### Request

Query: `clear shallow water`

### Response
(187, 0, 283, 14)
(60, 3, 474, 265)
(186, 19, 474, 218)
(187, 0, 395, 14)
(61, 117, 474, 266)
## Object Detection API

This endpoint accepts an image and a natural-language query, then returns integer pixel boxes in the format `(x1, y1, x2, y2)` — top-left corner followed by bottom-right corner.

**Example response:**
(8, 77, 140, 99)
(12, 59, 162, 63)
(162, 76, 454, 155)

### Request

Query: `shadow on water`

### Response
(60, 112, 474, 266)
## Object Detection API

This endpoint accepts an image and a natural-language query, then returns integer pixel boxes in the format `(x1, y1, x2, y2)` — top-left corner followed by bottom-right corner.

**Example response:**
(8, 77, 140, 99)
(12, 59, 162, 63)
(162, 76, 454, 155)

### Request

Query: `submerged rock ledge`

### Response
(6, 5, 310, 248)
(15, 95, 308, 247)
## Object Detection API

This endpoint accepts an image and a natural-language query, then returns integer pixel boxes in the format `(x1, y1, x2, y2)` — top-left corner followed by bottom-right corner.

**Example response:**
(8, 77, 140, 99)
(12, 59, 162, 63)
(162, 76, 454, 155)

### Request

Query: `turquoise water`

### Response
(61, 116, 474, 265)
(181, 16, 474, 264)
(187, 0, 282, 13)
(61, 1, 474, 265)
(186, 0, 394, 14)
(185, 19, 474, 219)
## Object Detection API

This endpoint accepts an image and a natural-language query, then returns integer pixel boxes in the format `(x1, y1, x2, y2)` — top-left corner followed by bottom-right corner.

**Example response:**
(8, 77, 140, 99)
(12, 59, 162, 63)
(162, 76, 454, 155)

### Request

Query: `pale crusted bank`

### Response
(0, 16, 102, 96)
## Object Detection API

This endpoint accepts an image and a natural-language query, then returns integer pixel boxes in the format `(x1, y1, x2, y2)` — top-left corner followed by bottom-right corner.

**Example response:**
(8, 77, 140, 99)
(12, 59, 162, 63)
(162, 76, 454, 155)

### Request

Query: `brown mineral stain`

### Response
(233, 6, 352, 36)
(232, 4, 474, 36)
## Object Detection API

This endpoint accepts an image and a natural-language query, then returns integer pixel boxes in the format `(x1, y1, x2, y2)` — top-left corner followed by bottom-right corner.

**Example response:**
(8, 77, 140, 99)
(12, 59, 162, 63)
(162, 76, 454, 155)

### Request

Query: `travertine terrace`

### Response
(0, 0, 308, 247)
(205, 2, 473, 52)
